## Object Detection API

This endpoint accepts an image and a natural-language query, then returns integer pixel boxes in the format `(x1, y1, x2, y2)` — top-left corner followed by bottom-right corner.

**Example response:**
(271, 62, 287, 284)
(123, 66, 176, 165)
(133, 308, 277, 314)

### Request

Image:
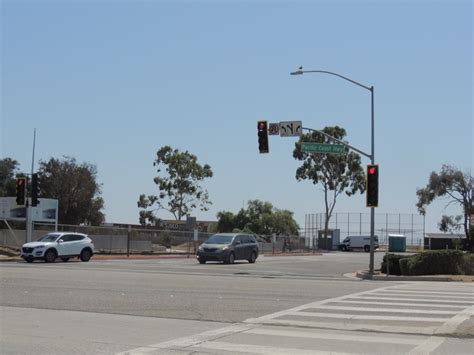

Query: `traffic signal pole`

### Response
(291, 68, 376, 275)
(369, 86, 375, 275)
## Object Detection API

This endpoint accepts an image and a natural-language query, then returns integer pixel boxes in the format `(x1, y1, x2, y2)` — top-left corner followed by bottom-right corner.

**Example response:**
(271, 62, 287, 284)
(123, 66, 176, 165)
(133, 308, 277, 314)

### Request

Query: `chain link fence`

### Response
(1, 222, 310, 255)
(305, 212, 425, 250)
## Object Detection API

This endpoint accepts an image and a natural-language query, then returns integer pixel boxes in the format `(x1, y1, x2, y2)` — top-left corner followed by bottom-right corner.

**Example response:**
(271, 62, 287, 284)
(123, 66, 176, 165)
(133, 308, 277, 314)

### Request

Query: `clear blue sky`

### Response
(1, 0, 472, 234)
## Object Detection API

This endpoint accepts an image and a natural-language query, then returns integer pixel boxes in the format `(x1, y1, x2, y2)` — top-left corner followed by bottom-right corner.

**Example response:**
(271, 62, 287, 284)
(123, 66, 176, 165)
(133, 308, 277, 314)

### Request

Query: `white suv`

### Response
(21, 232, 94, 263)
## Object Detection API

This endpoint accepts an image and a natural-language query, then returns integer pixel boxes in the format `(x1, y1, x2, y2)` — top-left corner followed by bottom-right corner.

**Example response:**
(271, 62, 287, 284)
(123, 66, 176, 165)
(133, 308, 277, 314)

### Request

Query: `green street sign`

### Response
(301, 143, 345, 154)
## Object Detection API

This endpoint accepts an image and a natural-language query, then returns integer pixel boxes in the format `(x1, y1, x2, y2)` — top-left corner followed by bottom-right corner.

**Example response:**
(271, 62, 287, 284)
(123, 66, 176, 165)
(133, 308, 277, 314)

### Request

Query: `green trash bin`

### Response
(388, 234, 406, 252)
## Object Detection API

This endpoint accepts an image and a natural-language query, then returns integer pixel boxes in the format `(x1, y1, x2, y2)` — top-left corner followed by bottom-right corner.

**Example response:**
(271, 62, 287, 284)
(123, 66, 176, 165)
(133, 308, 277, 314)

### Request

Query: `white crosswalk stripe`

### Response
(117, 282, 474, 354)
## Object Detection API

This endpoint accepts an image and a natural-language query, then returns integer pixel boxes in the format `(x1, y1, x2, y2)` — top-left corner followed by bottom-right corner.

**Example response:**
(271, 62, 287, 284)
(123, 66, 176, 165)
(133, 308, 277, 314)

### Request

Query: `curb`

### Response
(355, 270, 473, 282)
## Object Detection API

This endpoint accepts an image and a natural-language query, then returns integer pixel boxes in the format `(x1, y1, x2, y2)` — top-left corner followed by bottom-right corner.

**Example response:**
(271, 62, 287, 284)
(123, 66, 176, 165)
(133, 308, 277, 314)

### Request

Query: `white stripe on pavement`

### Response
(286, 311, 448, 322)
(307, 305, 457, 315)
(247, 327, 422, 345)
(434, 306, 474, 335)
(370, 292, 474, 300)
(194, 341, 352, 355)
(335, 300, 467, 308)
(385, 290, 473, 296)
(247, 319, 439, 335)
(353, 296, 474, 304)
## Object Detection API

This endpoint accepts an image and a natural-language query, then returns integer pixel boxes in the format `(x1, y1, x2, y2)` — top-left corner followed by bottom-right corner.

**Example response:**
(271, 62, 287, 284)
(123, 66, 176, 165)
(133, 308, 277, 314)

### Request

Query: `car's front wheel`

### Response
(80, 249, 92, 262)
(226, 252, 235, 264)
(44, 249, 56, 263)
(248, 251, 257, 264)
(364, 245, 370, 252)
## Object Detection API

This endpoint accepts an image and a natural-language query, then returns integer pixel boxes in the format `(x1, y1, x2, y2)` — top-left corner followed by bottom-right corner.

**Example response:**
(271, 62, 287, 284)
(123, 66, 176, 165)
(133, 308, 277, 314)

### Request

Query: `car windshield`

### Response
(37, 234, 61, 242)
(205, 235, 234, 244)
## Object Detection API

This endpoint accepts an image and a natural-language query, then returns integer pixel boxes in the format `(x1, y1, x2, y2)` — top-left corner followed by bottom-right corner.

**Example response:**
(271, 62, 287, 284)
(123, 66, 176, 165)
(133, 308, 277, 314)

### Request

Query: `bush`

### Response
(461, 253, 474, 275)
(402, 250, 465, 276)
(381, 254, 410, 275)
(399, 258, 410, 275)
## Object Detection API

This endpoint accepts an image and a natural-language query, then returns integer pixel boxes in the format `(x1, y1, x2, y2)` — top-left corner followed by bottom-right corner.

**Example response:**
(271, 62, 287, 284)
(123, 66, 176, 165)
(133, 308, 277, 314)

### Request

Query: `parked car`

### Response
(338, 235, 379, 252)
(21, 232, 94, 263)
(196, 233, 259, 264)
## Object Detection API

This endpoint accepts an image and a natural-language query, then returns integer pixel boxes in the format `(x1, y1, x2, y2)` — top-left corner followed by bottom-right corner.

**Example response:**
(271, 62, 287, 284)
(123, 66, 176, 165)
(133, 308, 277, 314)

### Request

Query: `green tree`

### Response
(38, 156, 105, 225)
(293, 126, 365, 247)
(138, 146, 213, 224)
(0, 158, 20, 197)
(216, 200, 299, 237)
(216, 211, 236, 233)
(438, 215, 462, 233)
(416, 165, 472, 242)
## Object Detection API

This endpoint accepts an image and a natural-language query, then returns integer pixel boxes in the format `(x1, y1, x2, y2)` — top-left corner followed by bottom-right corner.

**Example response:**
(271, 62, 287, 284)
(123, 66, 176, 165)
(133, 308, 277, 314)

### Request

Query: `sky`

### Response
(1, 0, 472, 236)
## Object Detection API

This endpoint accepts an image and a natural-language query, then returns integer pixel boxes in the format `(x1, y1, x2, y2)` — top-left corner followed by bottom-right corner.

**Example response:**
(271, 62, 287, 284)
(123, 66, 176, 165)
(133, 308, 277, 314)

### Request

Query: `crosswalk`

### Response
(118, 282, 474, 354)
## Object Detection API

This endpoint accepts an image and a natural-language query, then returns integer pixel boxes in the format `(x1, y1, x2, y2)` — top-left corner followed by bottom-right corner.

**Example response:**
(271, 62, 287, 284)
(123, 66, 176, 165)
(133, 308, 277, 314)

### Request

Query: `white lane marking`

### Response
(286, 311, 448, 322)
(307, 305, 457, 315)
(247, 327, 422, 345)
(407, 336, 447, 354)
(335, 300, 467, 308)
(353, 296, 474, 304)
(194, 341, 352, 355)
(115, 323, 254, 355)
(246, 319, 439, 335)
(434, 306, 474, 335)
(370, 292, 474, 300)
(385, 290, 473, 296)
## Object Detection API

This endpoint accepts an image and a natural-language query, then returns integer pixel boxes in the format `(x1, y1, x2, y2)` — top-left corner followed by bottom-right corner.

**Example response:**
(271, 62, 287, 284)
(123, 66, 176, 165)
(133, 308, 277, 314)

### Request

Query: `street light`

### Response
(291, 66, 377, 275)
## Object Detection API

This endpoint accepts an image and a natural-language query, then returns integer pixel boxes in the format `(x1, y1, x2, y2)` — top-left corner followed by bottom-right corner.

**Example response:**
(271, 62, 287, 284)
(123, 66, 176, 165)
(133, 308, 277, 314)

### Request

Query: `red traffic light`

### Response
(366, 165, 379, 208)
(16, 177, 27, 206)
(257, 120, 269, 154)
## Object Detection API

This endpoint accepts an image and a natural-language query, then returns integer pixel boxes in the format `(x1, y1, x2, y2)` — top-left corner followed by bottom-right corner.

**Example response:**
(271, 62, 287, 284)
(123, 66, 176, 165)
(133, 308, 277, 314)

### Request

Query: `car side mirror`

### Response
(57, 240, 63, 244)
(235, 241, 241, 245)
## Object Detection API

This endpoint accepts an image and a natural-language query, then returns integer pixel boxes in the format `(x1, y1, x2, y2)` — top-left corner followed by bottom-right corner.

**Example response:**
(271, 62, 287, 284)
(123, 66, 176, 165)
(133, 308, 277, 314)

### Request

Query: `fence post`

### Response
(272, 233, 276, 255)
(127, 225, 131, 257)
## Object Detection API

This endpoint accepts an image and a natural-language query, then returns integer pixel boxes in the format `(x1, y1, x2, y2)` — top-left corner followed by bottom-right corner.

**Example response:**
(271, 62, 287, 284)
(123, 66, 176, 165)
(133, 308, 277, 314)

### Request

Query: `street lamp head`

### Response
(290, 66, 304, 75)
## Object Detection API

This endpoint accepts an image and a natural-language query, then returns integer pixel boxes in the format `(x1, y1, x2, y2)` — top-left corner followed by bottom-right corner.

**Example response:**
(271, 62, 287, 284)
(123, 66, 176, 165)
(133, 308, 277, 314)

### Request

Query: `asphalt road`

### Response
(1, 252, 472, 354)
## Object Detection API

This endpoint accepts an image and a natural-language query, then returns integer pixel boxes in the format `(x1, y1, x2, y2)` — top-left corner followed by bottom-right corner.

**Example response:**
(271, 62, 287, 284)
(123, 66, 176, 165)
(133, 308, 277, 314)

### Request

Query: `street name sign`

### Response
(301, 143, 345, 154)
(279, 121, 302, 137)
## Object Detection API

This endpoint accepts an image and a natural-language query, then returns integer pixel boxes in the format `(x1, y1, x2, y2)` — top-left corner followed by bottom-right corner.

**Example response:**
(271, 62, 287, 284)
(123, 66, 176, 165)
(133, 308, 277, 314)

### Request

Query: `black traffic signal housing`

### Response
(31, 173, 40, 207)
(257, 120, 269, 153)
(16, 177, 26, 206)
(366, 164, 379, 207)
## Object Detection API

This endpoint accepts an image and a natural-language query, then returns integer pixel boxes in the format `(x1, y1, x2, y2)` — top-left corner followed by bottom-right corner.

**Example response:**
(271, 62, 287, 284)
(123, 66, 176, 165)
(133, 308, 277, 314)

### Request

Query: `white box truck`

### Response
(339, 235, 379, 252)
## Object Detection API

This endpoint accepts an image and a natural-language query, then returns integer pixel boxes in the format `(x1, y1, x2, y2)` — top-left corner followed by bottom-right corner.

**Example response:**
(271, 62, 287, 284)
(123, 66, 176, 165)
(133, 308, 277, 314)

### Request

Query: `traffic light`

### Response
(31, 173, 40, 207)
(366, 164, 379, 207)
(257, 120, 269, 153)
(16, 177, 26, 206)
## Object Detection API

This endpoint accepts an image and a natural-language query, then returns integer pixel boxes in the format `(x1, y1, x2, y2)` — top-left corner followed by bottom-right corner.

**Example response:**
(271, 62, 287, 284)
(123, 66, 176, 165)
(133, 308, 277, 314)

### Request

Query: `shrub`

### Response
(381, 254, 410, 275)
(402, 250, 465, 275)
(399, 257, 411, 275)
(461, 253, 474, 275)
